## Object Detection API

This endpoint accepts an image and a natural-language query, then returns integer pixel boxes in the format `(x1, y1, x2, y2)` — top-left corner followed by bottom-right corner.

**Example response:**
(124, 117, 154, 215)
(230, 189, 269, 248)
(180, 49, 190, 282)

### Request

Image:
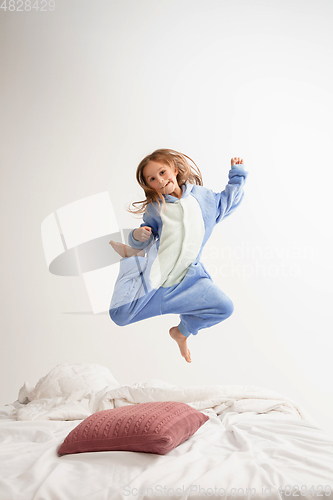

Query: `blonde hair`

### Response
(128, 148, 203, 215)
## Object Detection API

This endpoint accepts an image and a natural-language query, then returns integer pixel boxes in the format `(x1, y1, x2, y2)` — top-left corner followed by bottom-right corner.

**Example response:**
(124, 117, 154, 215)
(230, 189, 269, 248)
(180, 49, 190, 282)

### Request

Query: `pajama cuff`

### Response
(178, 321, 191, 338)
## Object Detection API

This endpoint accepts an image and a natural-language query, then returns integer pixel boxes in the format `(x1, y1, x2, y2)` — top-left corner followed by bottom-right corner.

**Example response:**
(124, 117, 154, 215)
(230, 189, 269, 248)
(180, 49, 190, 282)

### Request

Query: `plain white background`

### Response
(1, 0, 332, 434)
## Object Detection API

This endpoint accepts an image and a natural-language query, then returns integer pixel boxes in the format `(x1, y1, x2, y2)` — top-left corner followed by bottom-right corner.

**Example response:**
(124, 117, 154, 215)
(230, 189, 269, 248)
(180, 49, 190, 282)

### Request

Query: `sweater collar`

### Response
(163, 182, 193, 203)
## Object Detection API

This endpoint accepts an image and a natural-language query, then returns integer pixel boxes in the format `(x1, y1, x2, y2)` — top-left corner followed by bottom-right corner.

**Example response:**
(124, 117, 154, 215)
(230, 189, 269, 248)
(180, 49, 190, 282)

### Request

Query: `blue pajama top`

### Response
(127, 165, 248, 290)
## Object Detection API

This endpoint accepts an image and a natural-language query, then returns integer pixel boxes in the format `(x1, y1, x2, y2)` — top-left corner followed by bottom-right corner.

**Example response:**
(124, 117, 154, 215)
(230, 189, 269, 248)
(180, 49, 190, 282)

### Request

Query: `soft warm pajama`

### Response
(109, 165, 248, 336)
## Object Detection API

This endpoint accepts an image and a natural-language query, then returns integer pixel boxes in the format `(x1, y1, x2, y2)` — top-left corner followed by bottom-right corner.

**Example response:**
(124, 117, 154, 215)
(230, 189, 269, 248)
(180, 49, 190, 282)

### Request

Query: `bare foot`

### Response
(109, 241, 145, 258)
(169, 326, 191, 363)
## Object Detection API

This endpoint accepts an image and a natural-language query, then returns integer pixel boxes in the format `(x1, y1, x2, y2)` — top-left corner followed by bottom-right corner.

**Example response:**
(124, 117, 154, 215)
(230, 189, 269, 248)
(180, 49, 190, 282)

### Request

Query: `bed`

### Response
(0, 363, 332, 500)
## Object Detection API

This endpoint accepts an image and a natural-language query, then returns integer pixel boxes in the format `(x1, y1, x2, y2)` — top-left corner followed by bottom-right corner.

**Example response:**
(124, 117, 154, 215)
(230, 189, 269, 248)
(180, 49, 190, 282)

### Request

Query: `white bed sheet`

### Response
(1, 401, 333, 500)
(1, 365, 333, 500)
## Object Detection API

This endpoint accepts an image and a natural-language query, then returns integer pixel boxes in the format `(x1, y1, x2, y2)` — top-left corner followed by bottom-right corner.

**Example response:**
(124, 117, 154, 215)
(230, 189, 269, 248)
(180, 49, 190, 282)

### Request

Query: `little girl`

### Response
(109, 149, 248, 363)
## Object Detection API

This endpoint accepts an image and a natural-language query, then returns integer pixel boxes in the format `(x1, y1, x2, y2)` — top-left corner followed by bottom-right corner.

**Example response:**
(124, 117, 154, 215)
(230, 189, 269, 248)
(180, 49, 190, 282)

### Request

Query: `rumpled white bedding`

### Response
(0, 364, 332, 500)
(13, 363, 316, 424)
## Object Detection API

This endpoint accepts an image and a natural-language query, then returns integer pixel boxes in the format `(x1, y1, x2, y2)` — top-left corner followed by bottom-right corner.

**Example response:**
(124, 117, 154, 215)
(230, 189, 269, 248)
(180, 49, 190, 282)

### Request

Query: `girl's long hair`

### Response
(128, 148, 203, 215)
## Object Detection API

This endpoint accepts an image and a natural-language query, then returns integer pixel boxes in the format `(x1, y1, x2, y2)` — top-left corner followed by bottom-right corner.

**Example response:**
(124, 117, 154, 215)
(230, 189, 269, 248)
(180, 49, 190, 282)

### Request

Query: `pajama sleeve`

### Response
(214, 165, 248, 223)
(128, 205, 160, 249)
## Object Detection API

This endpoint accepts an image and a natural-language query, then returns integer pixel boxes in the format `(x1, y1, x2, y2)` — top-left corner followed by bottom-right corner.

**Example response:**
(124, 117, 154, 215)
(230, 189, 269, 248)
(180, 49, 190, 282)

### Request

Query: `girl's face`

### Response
(143, 160, 182, 198)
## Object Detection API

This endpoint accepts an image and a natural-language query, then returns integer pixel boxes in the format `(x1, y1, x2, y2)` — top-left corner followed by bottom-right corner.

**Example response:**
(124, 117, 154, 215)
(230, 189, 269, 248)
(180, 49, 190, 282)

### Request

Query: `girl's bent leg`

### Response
(109, 240, 160, 326)
(109, 285, 165, 327)
(109, 256, 150, 312)
(161, 263, 234, 336)
(179, 284, 234, 335)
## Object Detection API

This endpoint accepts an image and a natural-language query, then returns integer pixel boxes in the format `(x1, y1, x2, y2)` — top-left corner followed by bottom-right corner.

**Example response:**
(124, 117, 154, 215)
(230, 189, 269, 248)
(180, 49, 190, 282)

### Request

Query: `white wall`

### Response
(1, 0, 332, 435)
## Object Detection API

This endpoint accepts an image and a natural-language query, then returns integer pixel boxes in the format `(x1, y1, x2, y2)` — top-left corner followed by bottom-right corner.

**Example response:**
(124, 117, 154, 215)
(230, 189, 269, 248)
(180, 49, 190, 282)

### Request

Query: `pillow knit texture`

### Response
(58, 401, 209, 456)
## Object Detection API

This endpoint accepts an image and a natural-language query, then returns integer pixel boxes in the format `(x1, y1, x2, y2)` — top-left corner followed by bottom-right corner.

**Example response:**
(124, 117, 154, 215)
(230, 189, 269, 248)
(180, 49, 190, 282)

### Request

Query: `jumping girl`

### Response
(109, 149, 248, 363)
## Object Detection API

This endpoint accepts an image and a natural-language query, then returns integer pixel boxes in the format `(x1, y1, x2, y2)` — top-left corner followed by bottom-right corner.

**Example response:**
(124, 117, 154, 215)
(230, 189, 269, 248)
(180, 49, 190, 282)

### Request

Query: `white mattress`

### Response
(0, 365, 333, 500)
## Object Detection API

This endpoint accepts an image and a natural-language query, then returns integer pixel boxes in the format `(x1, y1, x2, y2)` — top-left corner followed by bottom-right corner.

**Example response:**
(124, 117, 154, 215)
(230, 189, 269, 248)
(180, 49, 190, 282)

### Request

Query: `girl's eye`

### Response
(161, 171, 165, 174)
(150, 177, 154, 181)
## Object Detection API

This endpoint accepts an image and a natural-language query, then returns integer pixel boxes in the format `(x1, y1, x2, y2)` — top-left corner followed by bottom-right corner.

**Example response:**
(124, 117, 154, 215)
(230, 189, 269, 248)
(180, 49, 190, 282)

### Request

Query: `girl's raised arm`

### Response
(214, 161, 248, 223)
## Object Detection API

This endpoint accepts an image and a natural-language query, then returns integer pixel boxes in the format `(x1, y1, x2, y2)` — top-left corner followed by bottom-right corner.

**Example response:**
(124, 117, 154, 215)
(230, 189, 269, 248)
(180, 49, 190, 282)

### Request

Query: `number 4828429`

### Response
(0, 0, 55, 11)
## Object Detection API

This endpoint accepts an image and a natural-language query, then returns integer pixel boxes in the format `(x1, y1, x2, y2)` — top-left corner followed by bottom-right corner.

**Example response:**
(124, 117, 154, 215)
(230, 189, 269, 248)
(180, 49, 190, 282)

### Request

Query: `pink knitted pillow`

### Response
(58, 401, 209, 456)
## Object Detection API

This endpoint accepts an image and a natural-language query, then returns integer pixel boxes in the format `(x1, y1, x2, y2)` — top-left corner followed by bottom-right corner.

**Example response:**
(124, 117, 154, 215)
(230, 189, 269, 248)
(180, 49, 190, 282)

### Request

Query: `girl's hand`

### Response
(133, 226, 152, 242)
(231, 157, 244, 166)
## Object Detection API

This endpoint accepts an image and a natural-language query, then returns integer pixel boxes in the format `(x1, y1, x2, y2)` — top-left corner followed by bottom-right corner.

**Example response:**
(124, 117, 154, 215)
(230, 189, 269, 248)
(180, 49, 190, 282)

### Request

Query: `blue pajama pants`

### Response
(109, 243, 234, 337)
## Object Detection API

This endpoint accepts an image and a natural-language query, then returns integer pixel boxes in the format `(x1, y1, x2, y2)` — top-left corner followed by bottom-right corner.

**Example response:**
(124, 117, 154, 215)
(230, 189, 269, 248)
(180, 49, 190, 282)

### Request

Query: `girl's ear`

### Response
(174, 166, 179, 176)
